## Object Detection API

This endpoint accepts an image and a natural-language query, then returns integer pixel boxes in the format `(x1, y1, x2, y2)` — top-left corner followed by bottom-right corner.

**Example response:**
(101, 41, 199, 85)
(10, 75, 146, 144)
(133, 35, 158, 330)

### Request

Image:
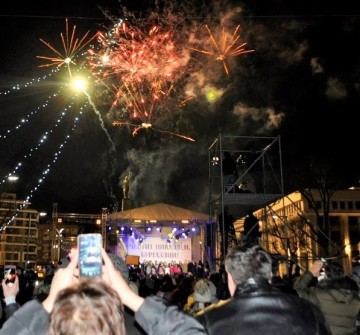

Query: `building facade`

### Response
(1, 193, 103, 268)
(0, 193, 39, 267)
(235, 188, 360, 275)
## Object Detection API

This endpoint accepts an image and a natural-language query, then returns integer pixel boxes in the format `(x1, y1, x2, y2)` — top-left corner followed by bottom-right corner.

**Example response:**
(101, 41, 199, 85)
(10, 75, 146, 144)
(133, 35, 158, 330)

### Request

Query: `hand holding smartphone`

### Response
(77, 233, 102, 278)
(4, 265, 17, 286)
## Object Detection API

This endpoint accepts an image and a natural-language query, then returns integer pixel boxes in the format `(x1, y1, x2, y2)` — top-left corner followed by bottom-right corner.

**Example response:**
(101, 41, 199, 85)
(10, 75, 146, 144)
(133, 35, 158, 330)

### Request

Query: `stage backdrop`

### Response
(117, 235, 192, 264)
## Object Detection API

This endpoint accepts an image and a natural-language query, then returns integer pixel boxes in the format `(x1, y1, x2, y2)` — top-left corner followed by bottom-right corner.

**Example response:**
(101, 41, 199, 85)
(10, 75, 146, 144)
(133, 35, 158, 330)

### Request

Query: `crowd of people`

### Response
(0, 242, 359, 335)
(136, 259, 210, 279)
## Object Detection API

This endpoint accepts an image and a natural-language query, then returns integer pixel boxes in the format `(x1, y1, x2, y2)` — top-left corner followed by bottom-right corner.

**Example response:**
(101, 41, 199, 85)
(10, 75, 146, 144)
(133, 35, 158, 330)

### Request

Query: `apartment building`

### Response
(0, 193, 39, 267)
(1, 194, 104, 268)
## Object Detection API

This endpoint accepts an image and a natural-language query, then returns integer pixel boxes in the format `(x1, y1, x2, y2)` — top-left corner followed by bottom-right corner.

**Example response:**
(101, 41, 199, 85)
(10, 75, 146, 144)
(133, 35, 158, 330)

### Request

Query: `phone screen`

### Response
(78, 234, 102, 278)
(4, 265, 16, 285)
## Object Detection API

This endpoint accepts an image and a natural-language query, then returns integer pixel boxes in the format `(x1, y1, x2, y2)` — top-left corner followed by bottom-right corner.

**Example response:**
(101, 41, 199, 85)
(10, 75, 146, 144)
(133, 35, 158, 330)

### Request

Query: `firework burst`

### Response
(37, 18, 98, 77)
(87, 18, 194, 141)
(88, 20, 184, 85)
(110, 78, 194, 141)
(191, 24, 255, 75)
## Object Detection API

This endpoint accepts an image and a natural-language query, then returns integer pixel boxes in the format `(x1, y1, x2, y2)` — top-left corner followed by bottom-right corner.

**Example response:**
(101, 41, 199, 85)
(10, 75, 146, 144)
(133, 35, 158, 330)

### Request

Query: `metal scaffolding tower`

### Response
(208, 134, 285, 263)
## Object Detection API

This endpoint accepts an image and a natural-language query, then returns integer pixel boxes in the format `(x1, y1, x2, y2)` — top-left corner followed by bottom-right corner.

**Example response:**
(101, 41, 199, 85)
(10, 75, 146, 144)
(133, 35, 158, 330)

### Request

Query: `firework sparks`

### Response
(88, 20, 183, 84)
(112, 80, 174, 122)
(110, 78, 194, 141)
(87, 19, 194, 140)
(191, 24, 255, 74)
(112, 121, 195, 142)
(37, 18, 98, 77)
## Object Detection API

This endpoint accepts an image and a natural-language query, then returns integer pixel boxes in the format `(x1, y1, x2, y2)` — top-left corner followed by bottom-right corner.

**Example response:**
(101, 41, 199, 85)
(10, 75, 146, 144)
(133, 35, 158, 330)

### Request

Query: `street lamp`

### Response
(39, 212, 47, 222)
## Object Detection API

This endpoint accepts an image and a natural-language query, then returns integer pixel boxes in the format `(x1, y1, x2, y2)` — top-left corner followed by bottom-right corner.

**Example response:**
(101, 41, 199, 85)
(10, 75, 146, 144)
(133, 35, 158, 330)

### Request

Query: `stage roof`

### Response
(108, 202, 209, 223)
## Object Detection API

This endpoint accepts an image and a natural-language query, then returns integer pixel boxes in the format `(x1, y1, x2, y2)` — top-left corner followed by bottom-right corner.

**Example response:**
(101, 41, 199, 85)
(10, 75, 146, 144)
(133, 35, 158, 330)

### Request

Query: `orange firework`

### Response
(112, 79, 174, 122)
(191, 24, 255, 75)
(89, 21, 181, 85)
(112, 121, 195, 142)
(37, 18, 98, 77)
(111, 79, 195, 141)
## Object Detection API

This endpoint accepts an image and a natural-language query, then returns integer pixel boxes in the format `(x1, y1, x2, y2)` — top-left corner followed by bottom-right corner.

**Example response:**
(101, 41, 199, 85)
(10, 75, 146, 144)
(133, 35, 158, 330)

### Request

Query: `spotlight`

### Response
(156, 227, 162, 232)
(212, 156, 219, 165)
(147, 227, 152, 232)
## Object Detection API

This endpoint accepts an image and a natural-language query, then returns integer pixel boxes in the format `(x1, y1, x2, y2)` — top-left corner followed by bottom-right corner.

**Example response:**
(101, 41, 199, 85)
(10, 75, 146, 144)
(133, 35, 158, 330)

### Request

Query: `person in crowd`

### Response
(293, 259, 360, 335)
(197, 260, 204, 278)
(0, 250, 206, 335)
(214, 264, 230, 300)
(155, 274, 175, 301)
(168, 275, 194, 310)
(48, 279, 126, 335)
(195, 244, 332, 335)
(187, 260, 195, 276)
(242, 209, 260, 244)
(1, 275, 20, 325)
(13, 266, 33, 306)
(222, 151, 238, 187)
(187, 279, 219, 316)
(351, 264, 360, 293)
(204, 261, 210, 278)
(32, 272, 54, 302)
(270, 275, 298, 296)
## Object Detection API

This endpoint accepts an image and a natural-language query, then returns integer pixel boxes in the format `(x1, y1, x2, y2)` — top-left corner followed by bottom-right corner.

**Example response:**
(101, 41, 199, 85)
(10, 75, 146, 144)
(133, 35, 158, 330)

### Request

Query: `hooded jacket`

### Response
(294, 270, 360, 335)
(196, 277, 331, 335)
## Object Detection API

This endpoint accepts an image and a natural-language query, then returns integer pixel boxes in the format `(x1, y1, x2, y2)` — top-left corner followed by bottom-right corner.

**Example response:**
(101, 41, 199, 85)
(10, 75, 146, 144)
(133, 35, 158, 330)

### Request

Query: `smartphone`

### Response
(4, 265, 16, 285)
(77, 233, 102, 278)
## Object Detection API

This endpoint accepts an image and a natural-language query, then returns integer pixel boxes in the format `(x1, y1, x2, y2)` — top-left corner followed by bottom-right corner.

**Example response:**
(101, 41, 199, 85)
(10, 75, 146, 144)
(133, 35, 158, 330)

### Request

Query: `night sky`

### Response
(0, 0, 359, 215)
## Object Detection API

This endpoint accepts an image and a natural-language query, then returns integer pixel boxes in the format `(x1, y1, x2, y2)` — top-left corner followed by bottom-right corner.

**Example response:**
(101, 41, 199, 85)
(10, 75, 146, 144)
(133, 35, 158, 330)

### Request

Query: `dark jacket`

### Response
(196, 277, 332, 335)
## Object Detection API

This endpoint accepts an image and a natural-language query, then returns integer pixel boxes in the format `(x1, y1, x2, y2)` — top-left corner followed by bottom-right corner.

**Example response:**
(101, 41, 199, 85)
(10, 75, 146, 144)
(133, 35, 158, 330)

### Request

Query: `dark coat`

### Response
(196, 277, 332, 335)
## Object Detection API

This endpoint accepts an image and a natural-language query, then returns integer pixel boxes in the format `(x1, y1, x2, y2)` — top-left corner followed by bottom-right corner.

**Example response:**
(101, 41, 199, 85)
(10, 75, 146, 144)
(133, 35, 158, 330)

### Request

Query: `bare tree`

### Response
(263, 162, 347, 274)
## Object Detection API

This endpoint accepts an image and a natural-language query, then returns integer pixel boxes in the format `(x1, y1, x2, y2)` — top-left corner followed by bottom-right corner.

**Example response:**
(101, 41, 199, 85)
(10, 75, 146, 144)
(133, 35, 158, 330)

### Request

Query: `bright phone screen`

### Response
(78, 234, 102, 277)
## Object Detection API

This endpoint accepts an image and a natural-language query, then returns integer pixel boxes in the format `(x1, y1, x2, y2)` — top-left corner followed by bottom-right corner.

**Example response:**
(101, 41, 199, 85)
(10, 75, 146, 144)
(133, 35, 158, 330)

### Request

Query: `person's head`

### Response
(193, 279, 218, 305)
(48, 279, 126, 335)
(352, 264, 360, 283)
(247, 209, 253, 216)
(224, 244, 272, 296)
(324, 262, 344, 279)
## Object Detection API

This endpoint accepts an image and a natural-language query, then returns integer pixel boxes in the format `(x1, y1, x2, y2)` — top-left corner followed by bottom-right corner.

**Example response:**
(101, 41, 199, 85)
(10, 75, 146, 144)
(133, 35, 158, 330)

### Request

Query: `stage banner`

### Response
(119, 236, 192, 264)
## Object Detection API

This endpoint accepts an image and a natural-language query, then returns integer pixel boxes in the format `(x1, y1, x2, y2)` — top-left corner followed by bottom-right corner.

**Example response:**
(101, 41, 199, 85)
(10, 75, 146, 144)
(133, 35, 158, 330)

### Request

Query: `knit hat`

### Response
(194, 279, 212, 303)
(108, 253, 129, 282)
